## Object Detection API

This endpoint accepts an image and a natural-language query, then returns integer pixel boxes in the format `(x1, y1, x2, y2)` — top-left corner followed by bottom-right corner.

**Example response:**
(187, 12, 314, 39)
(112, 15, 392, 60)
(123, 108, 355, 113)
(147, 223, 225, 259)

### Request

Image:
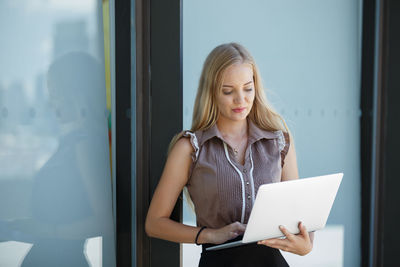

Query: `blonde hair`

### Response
(170, 43, 289, 211)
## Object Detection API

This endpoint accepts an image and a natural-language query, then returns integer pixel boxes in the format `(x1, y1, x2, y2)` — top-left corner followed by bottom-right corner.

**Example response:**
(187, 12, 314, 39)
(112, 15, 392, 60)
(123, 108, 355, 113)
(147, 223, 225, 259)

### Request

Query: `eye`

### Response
(222, 91, 232, 95)
(245, 88, 253, 92)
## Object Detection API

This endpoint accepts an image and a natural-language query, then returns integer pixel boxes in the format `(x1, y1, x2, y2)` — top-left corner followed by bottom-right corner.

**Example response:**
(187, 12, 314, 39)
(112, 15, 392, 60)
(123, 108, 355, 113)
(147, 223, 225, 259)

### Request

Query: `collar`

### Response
(198, 119, 280, 146)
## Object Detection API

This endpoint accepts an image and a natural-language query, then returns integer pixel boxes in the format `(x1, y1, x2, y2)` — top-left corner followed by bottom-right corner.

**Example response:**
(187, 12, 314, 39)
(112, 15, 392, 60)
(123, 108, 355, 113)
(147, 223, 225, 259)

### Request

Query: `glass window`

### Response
(182, 1, 362, 266)
(0, 1, 116, 266)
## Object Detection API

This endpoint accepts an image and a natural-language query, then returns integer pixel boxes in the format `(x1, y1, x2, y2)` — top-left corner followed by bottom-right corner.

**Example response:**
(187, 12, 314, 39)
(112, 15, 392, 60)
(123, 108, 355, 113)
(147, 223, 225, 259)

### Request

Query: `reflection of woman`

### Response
(22, 52, 113, 267)
(146, 43, 314, 266)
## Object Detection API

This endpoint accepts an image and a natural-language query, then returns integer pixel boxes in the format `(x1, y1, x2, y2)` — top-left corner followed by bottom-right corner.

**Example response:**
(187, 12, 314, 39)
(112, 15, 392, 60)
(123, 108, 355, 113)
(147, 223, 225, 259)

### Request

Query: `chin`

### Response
(229, 114, 248, 121)
(219, 110, 250, 122)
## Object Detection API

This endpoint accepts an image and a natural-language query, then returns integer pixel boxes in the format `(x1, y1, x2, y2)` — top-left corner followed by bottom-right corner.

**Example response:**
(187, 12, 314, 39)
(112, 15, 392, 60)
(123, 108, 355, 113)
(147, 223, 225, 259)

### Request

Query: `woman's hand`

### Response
(257, 222, 313, 256)
(201, 222, 246, 244)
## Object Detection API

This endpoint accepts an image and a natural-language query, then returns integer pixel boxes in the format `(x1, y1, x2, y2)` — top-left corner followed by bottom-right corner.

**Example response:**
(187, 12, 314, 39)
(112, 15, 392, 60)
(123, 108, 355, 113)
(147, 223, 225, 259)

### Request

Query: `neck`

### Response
(216, 117, 248, 138)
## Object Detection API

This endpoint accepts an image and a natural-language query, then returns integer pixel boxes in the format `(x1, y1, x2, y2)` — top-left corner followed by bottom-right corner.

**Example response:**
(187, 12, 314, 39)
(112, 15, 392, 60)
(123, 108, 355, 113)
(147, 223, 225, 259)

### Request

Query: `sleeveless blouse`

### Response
(182, 120, 290, 229)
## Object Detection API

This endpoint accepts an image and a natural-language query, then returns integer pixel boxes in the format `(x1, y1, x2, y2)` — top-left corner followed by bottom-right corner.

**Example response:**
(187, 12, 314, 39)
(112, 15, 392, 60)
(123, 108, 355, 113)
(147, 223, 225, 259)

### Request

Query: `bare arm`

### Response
(145, 137, 245, 244)
(145, 137, 203, 243)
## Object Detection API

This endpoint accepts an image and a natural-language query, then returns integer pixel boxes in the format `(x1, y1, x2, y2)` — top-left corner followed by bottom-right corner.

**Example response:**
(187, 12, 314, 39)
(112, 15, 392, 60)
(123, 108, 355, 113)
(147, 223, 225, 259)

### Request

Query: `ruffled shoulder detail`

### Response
(182, 130, 200, 162)
(275, 130, 286, 152)
(275, 130, 290, 167)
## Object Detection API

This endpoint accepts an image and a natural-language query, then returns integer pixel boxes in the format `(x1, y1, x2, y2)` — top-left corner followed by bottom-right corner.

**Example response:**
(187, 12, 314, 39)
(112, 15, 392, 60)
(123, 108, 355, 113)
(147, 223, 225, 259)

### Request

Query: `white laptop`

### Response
(206, 173, 343, 251)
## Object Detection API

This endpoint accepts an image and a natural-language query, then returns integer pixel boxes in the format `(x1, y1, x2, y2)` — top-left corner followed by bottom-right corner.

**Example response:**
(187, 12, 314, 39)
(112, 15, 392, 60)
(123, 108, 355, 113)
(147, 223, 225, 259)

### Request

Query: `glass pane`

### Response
(0, 1, 116, 266)
(182, 0, 361, 266)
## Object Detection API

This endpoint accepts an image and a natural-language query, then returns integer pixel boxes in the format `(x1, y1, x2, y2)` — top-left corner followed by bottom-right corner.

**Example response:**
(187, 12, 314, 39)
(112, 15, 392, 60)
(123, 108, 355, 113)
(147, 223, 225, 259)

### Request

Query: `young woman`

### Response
(145, 43, 314, 266)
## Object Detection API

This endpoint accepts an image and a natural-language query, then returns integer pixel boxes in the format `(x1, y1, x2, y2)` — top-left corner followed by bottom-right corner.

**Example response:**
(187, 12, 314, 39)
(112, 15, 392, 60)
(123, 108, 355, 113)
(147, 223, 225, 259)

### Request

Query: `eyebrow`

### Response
(222, 81, 253, 88)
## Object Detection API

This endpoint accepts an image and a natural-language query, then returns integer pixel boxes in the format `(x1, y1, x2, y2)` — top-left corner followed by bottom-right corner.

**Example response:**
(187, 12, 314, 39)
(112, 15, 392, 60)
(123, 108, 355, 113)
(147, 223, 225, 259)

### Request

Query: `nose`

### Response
(234, 91, 245, 104)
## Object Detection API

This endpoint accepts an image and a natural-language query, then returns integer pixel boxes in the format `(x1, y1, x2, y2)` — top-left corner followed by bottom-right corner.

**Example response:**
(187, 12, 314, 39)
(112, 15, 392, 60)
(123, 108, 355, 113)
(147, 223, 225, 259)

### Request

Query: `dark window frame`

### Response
(360, 0, 377, 267)
(135, 0, 183, 266)
(371, 0, 400, 266)
(135, 0, 151, 265)
(115, 0, 132, 266)
(363, 0, 400, 266)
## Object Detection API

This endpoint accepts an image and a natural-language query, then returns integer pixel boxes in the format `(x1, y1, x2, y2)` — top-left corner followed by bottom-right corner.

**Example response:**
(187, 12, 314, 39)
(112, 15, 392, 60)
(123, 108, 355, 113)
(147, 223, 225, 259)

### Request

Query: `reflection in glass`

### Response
(0, 241, 33, 267)
(0, 1, 115, 266)
(84, 236, 102, 267)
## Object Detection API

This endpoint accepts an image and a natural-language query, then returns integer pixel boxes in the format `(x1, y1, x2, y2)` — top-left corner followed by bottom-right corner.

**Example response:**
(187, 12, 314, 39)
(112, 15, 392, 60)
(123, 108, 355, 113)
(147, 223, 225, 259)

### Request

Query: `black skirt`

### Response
(199, 237, 289, 267)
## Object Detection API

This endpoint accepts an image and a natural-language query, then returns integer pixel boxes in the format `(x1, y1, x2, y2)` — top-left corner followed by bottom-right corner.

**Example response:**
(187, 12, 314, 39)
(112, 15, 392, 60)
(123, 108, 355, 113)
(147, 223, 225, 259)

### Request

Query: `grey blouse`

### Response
(182, 120, 290, 229)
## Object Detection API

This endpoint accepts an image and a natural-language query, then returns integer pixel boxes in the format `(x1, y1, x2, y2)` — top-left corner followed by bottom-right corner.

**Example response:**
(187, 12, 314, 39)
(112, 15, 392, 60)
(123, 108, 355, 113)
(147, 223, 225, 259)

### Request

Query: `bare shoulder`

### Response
(170, 135, 194, 155)
(166, 134, 195, 165)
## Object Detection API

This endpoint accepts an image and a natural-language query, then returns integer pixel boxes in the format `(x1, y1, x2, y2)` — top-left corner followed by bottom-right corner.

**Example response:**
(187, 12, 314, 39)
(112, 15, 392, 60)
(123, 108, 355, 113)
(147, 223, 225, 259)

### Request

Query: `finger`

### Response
(260, 239, 291, 252)
(233, 229, 245, 236)
(299, 222, 310, 240)
(279, 225, 295, 241)
(238, 223, 246, 232)
(258, 238, 279, 245)
(231, 222, 246, 232)
(228, 231, 239, 239)
(227, 222, 246, 238)
(262, 238, 290, 248)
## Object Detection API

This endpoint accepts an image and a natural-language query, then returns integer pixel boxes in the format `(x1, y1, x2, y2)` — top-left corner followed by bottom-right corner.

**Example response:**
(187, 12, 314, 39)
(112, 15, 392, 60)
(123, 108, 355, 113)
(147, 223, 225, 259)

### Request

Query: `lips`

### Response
(232, 107, 246, 113)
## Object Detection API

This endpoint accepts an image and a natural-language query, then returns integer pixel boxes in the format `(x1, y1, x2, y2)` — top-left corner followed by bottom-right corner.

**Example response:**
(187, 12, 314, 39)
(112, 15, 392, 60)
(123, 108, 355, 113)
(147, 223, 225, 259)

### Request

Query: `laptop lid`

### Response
(242, 173, 343, 243)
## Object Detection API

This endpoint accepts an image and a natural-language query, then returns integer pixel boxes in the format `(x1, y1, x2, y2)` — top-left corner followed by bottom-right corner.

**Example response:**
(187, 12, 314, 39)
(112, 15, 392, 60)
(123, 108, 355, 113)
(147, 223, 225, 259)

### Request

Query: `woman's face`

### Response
(216, 62, 255, 122)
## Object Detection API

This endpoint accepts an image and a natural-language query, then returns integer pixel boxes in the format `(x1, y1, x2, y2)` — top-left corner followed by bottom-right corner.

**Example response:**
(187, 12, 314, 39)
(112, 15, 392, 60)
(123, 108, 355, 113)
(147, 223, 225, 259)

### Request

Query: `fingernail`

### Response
(279, 225, 284, 229)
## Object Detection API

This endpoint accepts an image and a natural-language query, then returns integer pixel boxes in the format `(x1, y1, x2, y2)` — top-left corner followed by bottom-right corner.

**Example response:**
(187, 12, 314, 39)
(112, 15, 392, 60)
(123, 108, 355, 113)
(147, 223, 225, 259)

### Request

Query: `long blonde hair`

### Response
(170, 43, 289, 211)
